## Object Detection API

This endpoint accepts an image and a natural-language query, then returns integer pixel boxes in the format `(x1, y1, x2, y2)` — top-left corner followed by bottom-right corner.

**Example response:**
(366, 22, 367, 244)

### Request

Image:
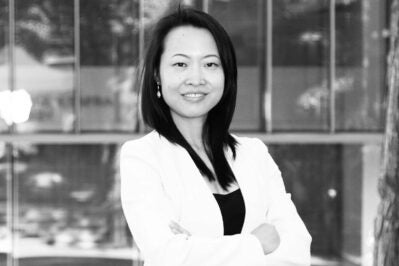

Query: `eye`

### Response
(173, 62, 187, 67)
(205, 62, 220, 68)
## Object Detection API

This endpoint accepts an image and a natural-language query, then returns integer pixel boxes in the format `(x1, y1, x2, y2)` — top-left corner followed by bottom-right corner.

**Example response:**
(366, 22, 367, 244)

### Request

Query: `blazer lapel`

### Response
(161, 137, 224, 237)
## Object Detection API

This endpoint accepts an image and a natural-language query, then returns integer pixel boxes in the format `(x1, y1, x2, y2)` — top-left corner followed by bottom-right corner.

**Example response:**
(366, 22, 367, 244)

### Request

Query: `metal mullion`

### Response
(139, 0, 144, 69)
(5, 144, 12, 266)
(257, 0, 266, 131)
(138, 0, 145, 133)
(8, 0, 15, 134)
(8, 144, 18, 266)
(202, 0, 209, 13)
(7, 1, 17, 265)
(329, 0, 336, 133)
(265, 0, 273, 133)
(74, 0, 81, 133)
(6, 144, 11, 266)
(0, 133, 385, 144)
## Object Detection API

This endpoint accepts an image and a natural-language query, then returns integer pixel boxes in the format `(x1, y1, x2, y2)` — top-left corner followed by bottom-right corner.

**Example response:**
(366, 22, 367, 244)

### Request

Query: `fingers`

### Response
(169, 221, 191, 235)
(169, 221, 191, 236)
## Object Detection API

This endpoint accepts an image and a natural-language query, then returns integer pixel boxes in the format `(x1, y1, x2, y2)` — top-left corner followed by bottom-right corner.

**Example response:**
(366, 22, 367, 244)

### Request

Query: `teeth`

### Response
(184, 93, 204, 97)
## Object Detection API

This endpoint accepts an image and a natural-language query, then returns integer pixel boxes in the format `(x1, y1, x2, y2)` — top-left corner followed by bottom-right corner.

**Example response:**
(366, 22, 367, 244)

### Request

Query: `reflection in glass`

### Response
(269, 144, 363, 265)
(0, 0, 9, 132)
(142, 0, 201, 45)
(13, 144, 139, 265)
(80, 0, 142, 132)
(13, 0, 74, 132)
(335, 0, 386, 131)
(209, 0, 263, 130)
(272, 0, 330, 131)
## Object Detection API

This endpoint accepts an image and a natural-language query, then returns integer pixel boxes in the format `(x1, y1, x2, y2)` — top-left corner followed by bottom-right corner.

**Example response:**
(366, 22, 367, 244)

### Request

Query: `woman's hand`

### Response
(169, 221, 191, 237)
(251, 223, 280, 255)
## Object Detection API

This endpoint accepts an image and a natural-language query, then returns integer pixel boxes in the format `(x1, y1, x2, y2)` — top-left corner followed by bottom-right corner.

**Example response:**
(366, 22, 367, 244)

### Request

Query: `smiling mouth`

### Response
(183, 93, 206, 98)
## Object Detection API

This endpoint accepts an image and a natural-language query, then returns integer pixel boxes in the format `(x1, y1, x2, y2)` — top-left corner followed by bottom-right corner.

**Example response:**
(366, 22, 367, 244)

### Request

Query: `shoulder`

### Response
(232, 135, 279, 169)
(232, 134, 270, 155)
(120, 130, 165, 160)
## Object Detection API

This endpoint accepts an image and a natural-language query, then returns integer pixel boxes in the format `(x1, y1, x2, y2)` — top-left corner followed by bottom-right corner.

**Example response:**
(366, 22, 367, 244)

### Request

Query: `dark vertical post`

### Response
(329, 0, 336, 133)
(74, 0, 81, 133)
(7, 0, 15, 265)
(265, 0, 272, 133)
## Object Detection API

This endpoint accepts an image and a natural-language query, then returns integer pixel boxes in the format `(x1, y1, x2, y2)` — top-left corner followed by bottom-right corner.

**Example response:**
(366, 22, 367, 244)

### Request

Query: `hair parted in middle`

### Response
(140, 6, 238, 190)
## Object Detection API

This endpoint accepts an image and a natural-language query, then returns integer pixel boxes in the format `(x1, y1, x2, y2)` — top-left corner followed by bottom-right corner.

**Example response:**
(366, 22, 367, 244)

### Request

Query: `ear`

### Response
(154, 71, 160, 84)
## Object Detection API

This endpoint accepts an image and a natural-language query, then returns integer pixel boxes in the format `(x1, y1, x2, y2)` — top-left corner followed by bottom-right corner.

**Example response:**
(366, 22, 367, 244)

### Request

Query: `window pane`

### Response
(268, 143, 366, 265)
(209, 0, 263, 130)
(14, 0, 74, 132)
(272, 0, 330, 131)
(0, 0, 9, 132)
(0, 142, 10, 263)
(335, 0, 386, 131)
(142, 0, 202, 44)
(80, 0, 139, 132)
(143, 0, 176, 52)
(14, 144, 140, 266)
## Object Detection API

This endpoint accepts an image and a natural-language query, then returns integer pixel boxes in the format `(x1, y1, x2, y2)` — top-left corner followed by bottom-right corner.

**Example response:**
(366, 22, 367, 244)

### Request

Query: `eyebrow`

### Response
(172, 53, 220, 59)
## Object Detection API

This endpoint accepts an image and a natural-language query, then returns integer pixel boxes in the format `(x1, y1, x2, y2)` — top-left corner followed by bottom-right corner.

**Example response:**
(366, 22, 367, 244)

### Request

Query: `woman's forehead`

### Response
(162, 25, 219, 57)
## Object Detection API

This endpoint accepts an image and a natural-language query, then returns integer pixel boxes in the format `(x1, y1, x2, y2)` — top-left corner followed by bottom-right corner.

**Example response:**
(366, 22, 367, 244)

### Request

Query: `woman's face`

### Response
(158, 25, 224, 125)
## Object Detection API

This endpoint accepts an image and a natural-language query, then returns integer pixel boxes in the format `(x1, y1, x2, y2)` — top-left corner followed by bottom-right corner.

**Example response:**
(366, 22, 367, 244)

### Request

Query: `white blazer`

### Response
(120, 131, 312, 266)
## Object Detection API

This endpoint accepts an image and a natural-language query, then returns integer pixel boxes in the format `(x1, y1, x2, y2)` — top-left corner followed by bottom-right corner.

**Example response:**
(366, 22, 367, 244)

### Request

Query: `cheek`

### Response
(159, 63, 173, 85)
(160, 72, 184, 88)
(213, 72, 225, 92)
(161, 84, 181, 108)
(162, 82, 181, 97)
(161, 88, 175, 110)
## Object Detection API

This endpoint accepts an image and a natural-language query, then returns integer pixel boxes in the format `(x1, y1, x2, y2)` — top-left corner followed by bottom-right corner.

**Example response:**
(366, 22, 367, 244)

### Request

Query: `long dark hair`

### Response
(140, 7, 238, 190)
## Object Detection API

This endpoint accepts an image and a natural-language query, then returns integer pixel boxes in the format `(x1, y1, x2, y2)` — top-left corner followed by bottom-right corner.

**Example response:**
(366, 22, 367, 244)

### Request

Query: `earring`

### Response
(156, 82, 161, 98)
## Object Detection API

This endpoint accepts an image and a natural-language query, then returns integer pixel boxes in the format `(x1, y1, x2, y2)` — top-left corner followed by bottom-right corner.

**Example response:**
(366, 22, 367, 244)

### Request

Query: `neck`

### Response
(172, 115, 206, 151)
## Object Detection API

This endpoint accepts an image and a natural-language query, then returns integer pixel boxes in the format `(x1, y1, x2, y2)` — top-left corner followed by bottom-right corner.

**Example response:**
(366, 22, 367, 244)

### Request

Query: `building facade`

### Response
(0, 0, 388, 266)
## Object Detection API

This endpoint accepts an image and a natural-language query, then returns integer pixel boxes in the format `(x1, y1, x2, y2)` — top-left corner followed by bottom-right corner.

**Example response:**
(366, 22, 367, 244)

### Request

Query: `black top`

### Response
(213, 189, 246, 235)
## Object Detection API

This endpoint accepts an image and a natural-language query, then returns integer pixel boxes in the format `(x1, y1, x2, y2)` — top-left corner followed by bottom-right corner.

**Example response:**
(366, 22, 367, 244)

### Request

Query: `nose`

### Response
(186, 64, 205, 86)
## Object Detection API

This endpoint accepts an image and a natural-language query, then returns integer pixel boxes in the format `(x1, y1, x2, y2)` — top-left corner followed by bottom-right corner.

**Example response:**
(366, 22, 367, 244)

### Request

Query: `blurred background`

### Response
(0, 0, 388, 265)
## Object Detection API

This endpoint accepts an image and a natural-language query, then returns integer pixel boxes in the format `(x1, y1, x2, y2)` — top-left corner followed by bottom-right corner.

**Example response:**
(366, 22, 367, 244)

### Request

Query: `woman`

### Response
(120, 7, 311, 266)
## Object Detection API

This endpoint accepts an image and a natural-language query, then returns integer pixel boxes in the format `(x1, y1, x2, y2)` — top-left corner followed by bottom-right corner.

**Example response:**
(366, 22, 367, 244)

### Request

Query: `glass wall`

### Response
(10, 143, 140, 266)
(269, 144, 364, 263)
(14, 0, 74, 132)
(335, 0, 386, 131)
(0, 0, 388, 133)
(272, 0, 330, 131)
(80, 0, 140, 132)
(271, 0, 387, 132)
(0, 0, 388, 266)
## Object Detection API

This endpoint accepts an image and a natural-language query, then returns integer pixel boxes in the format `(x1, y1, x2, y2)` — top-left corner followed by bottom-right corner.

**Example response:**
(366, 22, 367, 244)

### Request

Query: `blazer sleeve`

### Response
(120, 143, 266, 266)
(252, 138, 312, 266)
